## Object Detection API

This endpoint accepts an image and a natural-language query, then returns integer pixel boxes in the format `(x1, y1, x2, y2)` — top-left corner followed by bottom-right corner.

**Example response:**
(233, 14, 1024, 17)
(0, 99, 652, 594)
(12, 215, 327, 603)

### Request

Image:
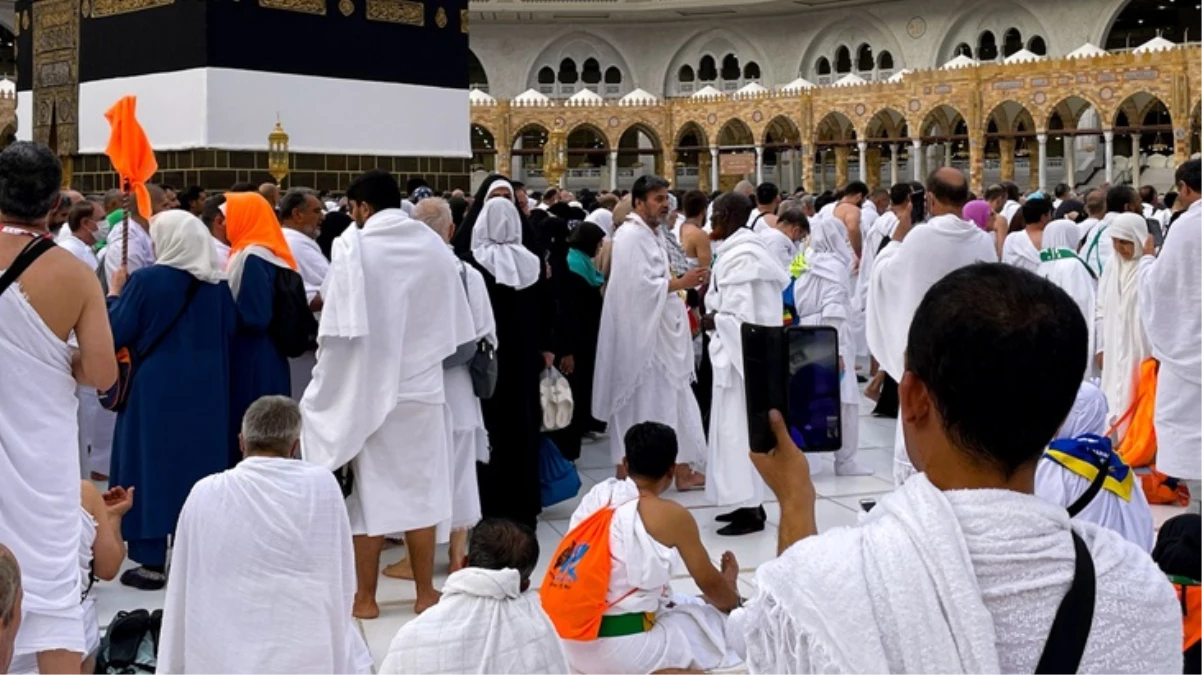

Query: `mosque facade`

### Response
(467, 0, 1202, 194)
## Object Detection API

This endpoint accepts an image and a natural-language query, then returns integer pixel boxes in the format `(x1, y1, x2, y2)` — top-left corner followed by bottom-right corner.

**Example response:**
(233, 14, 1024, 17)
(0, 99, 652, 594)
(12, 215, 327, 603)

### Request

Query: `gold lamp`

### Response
(267, 117, 291, 185)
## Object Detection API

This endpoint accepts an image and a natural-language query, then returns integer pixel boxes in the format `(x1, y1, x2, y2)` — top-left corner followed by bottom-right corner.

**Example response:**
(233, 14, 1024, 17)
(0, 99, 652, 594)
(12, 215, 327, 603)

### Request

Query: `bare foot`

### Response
(720, 550, 739, 588)
(675, 466, 706, 492)
(413, 589, 441, 615)
(381, 556, 414, 580)
(352, 594, 379, 619)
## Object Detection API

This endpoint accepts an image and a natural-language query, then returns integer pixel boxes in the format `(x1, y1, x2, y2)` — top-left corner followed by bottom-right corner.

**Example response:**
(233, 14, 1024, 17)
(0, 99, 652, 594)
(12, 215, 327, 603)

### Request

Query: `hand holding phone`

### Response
(749, 410, 813, 506)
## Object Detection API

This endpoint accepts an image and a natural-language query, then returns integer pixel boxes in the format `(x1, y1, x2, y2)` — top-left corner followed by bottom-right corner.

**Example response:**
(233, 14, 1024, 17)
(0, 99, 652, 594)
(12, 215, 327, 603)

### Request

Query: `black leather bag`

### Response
(268, 266, 318, 358)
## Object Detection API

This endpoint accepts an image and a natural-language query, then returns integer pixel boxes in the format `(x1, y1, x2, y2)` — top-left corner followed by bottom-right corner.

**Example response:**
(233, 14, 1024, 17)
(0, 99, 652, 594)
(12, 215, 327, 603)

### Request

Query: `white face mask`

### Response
(93, 216, 111, 245)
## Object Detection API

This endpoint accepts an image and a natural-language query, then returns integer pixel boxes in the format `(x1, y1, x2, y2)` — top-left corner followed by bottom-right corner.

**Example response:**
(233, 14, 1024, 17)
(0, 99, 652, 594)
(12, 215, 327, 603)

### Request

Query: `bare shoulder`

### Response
(637, 496, 696, 546)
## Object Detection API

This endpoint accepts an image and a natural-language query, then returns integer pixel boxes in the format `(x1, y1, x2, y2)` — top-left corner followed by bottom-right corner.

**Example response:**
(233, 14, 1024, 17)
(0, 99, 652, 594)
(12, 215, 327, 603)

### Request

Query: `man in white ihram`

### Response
(157, 396, 371, 674)
(733, 263, 1180, 674)
(378, 519, 569, 675)
(593, 174, 708, 490)
(279, 187, 329, 401)
(866, 168, 996, 485)
(301, 170, 474, 618)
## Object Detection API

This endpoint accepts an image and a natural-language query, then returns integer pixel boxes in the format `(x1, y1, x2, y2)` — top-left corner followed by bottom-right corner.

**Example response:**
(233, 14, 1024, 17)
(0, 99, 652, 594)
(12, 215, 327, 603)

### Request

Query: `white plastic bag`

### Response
(540, 367, 575, 431)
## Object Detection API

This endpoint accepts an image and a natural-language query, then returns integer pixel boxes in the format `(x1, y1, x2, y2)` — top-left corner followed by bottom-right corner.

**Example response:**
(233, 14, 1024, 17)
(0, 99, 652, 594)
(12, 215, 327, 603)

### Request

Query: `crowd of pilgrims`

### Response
(0, 133, 1198, 675)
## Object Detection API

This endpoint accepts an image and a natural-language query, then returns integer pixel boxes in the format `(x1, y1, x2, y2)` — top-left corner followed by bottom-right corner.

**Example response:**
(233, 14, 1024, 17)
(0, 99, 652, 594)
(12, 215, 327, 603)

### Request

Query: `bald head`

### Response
(412, 198, 454, 243)
(1084, 188, 1106, 218)
(260, 183, 281, 207)
(130, 183, 168, 224)
(734, 180, 755, 197)
(928, 167, 969, 214)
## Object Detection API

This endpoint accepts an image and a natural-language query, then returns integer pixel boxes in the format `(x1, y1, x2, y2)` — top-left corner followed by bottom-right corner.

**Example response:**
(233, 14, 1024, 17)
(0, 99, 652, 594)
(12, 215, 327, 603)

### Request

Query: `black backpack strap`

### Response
(1066, 450, 1111, 517)
(1035, 530, 1096, 674)
(0, 236, 56, 297)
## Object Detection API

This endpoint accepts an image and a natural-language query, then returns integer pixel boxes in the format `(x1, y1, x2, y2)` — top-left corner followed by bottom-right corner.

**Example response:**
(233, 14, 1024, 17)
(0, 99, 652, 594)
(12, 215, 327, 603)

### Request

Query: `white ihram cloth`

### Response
(705, 228, 789, 509)
(472, 196, 540, 290)
(282, 227, 329, 401)
(446, 258, 497, 527)
(1138, 199, 1201, 479)
(758, 226, 797, 271)
(857, 210, 899, 316)
(0, 273, 84, 659)
(103, 219, 155, 287)
(58, 233, 113, 478)
(593, 215, 705, 467)
(1081, 212, 1117, 277)
(300, 209, 474, 536)
(157, 457, 371, 674)
(1037, 382, 1153, 552)
(1036, 220, 1099, 379)
(1000, 198, 1021, 223)
(564, 479, 741, 674)
(379, 567, 568, 674)
(730, 474, 1182, 674)
(211, 237, 230, 272)
(586, 208, 615, 239)
(866, 214, 996, 485)
(1002, 229, 1041, 273)
(793, 217, 863, 468)
(1096, 214, 1151, 435)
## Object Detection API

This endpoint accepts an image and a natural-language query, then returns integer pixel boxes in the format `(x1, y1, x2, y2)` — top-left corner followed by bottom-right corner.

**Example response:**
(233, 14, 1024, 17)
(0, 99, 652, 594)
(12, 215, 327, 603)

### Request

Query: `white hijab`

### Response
(149, 210, 225, 284)
(585, 207, 614, 238)
(471, 195, 541, 289)
(1057, 380, 1109, 440)
(1042, 219, 1081, 252)
(804, 215, 853, 286)
(1098, 213, 1151, 424)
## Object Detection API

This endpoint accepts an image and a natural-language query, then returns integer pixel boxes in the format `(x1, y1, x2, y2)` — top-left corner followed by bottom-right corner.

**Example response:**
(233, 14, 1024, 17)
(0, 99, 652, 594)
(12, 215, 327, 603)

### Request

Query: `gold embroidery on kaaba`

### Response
(460, 8, 468, 33)
(259, 0, 327, 16)
(435, 6, 447, 28)
(366, 0, 423, 25)
(90, 0, 175, 18)
(338, 0, 354, 16)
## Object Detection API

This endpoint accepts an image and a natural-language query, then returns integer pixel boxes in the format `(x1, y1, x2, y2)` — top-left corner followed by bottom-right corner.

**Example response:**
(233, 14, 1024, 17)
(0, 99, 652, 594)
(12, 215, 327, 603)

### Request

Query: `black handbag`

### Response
(449, 262, 498, 399)
(268, 266, 318, 358)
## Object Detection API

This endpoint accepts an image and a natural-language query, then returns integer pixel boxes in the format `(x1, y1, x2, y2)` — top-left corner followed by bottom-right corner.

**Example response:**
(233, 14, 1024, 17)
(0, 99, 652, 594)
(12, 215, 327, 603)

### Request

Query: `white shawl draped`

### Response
(1137, 199, 1201, 478)
(593, 214, 693, 421)
(157, 457, 371, 674)
(301, 209, 474, 472)
(732, 474, 1182, 674)
(471, 197, 540, 289)
(1096, 214, 1151, 428)
(585, 208, 615, 239)
(1036, 221, 1098, 377)
(228, 245, 294, 298)
(379, 567, 569, 674)
(1002, 229, 1041, 273)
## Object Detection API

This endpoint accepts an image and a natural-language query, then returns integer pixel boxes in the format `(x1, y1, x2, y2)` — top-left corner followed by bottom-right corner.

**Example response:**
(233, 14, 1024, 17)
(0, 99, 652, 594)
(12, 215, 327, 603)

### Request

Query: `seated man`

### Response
(1035, 380, 1154, 552)
(735, 263, 1181, 673)
(561, 422, 743, 674)
(379, 519, 569, 675)
(156, 396, 371, 674)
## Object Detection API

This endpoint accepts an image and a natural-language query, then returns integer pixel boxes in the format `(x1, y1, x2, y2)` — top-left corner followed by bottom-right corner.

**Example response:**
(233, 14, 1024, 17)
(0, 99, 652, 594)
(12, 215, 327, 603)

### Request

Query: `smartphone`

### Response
(910, 185, 927, 225)
(743, 324, 843, 453)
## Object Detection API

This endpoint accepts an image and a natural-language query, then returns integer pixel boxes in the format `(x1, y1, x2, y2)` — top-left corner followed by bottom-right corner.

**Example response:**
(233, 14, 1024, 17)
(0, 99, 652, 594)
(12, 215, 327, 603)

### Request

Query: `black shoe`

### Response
(716, 506, 765, 523)
(120, 566, 167, 591)
(715, 508, 740, 523)
(717, 517, 766, 536)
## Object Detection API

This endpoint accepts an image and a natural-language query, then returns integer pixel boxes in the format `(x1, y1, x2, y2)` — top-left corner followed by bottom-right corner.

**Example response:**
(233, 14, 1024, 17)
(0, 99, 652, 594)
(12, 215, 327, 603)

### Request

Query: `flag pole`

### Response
(121, 177, 130, 268)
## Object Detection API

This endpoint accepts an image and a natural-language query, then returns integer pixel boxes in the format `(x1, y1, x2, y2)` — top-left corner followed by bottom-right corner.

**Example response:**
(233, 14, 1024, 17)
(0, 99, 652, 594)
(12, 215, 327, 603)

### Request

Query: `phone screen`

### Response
(742, 324, 842, 452)
(786, 326, 842, 451)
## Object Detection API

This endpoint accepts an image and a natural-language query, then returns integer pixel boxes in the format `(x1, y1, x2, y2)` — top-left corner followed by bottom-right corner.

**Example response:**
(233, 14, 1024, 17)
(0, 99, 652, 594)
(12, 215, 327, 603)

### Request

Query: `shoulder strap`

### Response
(139, 279, 201, 361)
(1065, 448, 1111, 517)
(1084, 224, 1108, 274)
(1034, 530, 1096, 674)
(0, 236, 56, 297)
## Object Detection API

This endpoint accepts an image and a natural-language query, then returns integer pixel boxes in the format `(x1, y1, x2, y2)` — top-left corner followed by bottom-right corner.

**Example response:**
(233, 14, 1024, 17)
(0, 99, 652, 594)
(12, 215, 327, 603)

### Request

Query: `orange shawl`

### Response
(224, 192, 297, 270)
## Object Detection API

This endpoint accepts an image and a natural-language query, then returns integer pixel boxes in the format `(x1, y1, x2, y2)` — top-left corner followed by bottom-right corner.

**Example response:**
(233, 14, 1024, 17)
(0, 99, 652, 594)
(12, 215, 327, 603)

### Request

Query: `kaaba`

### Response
(14, 0, 471, 192)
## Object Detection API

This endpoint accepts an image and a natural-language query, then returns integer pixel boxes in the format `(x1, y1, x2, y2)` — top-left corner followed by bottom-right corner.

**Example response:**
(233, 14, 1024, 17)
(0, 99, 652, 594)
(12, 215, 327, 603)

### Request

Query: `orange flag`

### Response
(104, 96, 157, 218)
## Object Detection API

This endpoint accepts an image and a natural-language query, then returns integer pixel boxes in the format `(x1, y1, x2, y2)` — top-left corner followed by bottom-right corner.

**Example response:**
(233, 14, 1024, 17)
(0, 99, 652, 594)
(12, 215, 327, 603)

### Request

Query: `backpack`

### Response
(268, 266, 318, 358)
(540, 497, 637, 641)
(95, 609, 161, 674)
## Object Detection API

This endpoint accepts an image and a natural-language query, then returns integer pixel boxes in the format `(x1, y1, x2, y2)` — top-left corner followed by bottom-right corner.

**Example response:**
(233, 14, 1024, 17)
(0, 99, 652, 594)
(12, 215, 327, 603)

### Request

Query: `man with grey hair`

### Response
(157, 396, 371, 674)
(280, 188, 328, 400)
(798, 193, 817, 217)
(395, 197, 497, 578)
(379, 520, 569, 674)
(0, 546, 21, 674)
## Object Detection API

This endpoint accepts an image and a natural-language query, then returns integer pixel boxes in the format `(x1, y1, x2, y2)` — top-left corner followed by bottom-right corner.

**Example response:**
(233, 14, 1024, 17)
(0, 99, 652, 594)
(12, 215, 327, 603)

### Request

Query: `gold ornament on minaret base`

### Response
(267, 117, 291, 184)
(543, 129, 567, 188)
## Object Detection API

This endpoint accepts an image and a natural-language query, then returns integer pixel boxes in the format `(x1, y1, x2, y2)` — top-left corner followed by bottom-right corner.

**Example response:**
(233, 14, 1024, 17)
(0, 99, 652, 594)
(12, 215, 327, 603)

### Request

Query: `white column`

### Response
(608, 151, 618, 191)
(512, 136, 523, 180)
(818, 149, 826, 191)
(1063, 134, 1075, 190)
(755, 145, 764, 185)
(1037, 133, 1048, 192)
(1103, 130, 1114, 184)
(943, 142, 952, 168)
(911, 139, 923, 181)
(857, 141, 868, 182)
(710, 146, 720, 190)
(889, 143, 899, 185)
(1131, 133, 1141, 187)
(925, 145, 938, 175)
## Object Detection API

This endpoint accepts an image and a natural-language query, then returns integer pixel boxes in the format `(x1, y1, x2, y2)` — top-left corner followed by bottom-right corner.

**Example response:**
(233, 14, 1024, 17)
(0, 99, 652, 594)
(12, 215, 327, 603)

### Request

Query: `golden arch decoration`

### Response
(865, 107, 909, 140)
(717, 118, 755, 147)
(918, 104, 966, 139)
(618, 122, 664, 151)
(986, 100, 1036, 134)
(762, 115, 802, 147)
(815, 111, 856, 142)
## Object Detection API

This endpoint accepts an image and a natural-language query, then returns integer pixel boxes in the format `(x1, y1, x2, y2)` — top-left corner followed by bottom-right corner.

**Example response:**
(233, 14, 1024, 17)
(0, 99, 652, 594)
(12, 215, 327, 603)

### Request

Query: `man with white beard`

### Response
(300, 170, 475, 617)
(593, 175, 708, 491)
(866, 168, 996, 485)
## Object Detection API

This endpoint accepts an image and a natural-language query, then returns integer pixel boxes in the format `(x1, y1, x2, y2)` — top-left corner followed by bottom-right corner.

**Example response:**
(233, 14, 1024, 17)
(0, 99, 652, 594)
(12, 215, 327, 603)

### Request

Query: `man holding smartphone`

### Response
(731, 264, 1180, 674)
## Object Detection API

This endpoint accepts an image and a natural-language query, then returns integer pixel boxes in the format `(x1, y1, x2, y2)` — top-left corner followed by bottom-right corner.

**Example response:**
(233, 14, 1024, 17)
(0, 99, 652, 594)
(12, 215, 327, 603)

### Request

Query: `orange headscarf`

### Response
(224, 192, 297, 270)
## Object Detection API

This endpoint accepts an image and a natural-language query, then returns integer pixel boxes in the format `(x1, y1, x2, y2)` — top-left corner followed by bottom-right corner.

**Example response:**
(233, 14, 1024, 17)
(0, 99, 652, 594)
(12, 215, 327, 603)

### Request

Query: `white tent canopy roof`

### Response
(942, 54, 978, 69)
(780, 77, 815, 92)
(831, 73, 868, 87)
(619, 87, 658, 106)
(1134, 36, 1177, 53)
(468, 88, 496, 105)
(1004, 48, 1043, 63)
(691, 85, 724, 99)
(1066, 43, 1107, 59)
(566, 88, 604, 106)
(513, 88, 551, 105)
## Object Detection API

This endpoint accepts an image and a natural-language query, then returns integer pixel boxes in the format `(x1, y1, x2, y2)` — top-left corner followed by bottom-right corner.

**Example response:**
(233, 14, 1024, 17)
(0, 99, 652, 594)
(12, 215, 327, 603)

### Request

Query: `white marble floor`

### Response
(91, 391, 1194, 670)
